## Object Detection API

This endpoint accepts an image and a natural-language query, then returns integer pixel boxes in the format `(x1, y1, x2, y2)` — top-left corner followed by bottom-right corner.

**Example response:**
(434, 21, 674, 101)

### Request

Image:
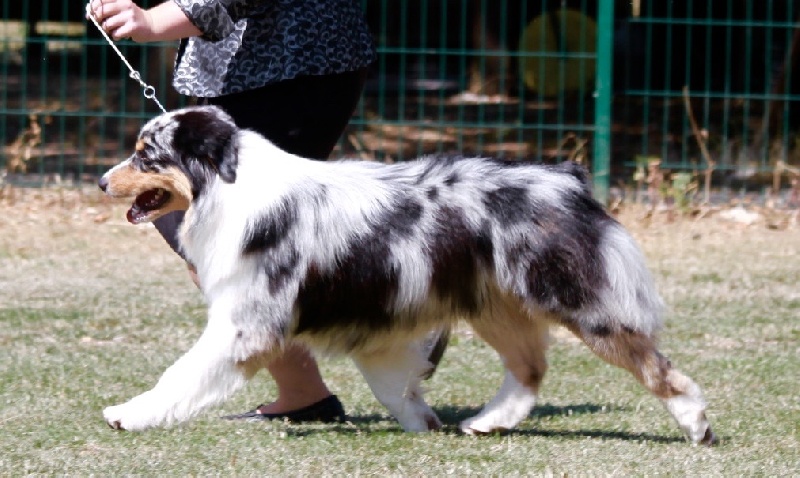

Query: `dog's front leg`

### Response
(103, 296, 270, 431)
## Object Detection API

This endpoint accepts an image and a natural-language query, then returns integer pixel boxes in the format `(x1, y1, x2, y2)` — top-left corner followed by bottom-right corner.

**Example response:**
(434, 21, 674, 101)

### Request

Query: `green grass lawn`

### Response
(1, 190, 798, 475)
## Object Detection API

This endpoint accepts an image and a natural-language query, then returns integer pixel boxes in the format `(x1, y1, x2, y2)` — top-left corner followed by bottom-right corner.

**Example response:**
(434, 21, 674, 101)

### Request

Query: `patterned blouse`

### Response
(171, 0, 376, 97)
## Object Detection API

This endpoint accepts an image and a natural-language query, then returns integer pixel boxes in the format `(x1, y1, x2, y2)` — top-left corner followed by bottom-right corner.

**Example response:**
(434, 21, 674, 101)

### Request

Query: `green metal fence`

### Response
(0, 0, 603, 187)
(616, 1, 800, 197)
(1, 1, 799, 201)
(0, 0, 185, 184)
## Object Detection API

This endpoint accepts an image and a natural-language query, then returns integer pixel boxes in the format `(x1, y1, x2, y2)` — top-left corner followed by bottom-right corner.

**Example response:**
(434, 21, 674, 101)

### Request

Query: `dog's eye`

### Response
(136, 144, 158, 160)
(134, 150, 162, 172)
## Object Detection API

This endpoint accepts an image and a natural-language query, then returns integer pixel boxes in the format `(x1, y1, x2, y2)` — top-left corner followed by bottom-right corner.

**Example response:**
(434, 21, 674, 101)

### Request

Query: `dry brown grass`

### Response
(0, 187, 194, 309)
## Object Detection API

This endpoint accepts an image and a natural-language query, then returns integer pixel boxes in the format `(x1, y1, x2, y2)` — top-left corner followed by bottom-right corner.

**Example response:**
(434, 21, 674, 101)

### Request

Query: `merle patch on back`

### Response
(386, 196, 424, 239)
(483, 186, 532, 226)
(520, 190, 609, 312)
(549, 160, 593, 192)
(427, 206, 492, 315)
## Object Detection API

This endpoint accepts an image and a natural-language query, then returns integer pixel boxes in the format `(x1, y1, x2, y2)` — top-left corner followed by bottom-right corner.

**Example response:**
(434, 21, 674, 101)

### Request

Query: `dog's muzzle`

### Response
(97, 170, 173, 224)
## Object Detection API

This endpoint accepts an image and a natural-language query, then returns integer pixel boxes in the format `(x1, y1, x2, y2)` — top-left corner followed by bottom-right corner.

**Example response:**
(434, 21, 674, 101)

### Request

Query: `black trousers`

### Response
(153, 68, 368, 256)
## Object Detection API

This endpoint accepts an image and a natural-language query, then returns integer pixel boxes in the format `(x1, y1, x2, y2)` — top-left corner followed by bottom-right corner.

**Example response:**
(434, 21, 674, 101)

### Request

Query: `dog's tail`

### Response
(596, 223, 665, 336)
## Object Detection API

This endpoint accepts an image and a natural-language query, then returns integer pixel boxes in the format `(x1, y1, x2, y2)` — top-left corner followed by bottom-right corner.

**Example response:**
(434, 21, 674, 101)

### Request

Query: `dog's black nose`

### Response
(98, 175, 108, 192)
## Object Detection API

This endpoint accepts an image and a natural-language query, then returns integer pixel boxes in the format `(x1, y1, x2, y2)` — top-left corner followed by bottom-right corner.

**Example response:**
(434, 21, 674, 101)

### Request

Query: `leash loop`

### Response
(85, 3, 167, 113)
(142, 85, 157, 100)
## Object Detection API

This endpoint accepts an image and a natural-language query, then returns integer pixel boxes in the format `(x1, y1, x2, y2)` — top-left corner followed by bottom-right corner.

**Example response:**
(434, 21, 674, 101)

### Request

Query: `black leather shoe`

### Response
(223, 395, 346, 423)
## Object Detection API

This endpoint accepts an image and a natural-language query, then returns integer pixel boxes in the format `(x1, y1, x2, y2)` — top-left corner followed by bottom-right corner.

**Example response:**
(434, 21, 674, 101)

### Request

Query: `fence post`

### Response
(593, 0, 614, 204)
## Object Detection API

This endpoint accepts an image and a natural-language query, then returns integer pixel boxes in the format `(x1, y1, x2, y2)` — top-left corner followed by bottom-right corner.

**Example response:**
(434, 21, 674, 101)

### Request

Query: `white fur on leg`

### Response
(661, 380, 715, 444)
(460, 370, 537, 435)
(353, 344, 442, 432)
(103, 306, 254, 431)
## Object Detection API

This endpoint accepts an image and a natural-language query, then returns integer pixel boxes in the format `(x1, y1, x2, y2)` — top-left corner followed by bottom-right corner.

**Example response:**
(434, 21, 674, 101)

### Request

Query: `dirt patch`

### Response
(0, 186, 193, 312)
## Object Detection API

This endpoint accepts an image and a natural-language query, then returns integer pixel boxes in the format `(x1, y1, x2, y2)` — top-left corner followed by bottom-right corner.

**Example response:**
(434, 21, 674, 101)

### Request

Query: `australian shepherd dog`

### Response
(97, 105, 715, 444)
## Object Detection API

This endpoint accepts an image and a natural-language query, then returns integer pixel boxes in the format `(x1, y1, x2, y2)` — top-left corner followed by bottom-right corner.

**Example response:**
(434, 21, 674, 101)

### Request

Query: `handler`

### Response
(88, 0, 375, 422)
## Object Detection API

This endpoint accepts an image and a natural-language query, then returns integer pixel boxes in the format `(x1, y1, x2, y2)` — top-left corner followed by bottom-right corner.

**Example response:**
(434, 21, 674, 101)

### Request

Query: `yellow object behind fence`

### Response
(518, 9, 597, 97)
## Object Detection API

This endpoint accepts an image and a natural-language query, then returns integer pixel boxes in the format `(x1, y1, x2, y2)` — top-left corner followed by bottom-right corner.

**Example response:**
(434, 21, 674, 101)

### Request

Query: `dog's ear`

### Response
(172, 106, 239, 183)
(217, 138, 238, 183)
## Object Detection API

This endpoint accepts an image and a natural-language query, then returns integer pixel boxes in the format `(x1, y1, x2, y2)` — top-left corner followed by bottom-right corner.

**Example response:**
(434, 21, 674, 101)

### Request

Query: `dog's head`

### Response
(98, 105, 239, 224)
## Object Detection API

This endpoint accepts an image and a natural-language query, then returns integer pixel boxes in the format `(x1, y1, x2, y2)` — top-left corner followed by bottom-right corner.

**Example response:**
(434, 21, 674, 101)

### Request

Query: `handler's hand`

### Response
(87, 0, 155, 42)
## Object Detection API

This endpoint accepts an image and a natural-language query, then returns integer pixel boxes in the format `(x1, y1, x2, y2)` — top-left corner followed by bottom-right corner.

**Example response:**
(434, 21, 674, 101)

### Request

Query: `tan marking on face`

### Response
(135, 139, 146, 151)
(102, 163, 193, 222)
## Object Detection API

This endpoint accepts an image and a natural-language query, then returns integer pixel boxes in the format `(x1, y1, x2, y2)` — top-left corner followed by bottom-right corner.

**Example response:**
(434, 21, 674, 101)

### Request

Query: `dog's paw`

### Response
(424, 413, 443, 431)
(103, 395, 163, 431)
(696, 426, 718, 446)
(103, 404, 132, 431)
(103, 403, 150, 431)
(396, 412, 442, 432)
(459, 416, 508, 436)
(686, 416, 717, 446)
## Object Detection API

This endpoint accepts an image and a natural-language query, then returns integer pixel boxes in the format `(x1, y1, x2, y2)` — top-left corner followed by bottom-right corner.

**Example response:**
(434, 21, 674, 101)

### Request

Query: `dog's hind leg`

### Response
(565, 322, 716, 445)
(459, 299, 550, 435)
(103, 296, 273, 431)
(352, 341, 442, 432)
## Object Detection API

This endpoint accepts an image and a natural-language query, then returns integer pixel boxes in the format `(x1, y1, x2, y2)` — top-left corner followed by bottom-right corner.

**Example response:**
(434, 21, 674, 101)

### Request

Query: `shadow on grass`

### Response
(504, 428, 687, 444)
(282, 402, 688, 445)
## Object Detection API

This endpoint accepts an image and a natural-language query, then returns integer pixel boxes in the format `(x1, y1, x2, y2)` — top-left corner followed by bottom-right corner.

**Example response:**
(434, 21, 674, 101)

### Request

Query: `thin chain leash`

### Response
(85, 3, 167, 113)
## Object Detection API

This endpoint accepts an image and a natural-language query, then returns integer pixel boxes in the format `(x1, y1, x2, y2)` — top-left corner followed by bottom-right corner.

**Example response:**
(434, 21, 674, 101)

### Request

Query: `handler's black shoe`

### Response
(223, 395, 346, 423)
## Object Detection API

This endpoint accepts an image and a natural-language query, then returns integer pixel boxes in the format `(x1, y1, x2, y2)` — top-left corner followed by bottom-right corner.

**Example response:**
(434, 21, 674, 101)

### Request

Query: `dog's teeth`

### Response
(145, 190, 164, 207)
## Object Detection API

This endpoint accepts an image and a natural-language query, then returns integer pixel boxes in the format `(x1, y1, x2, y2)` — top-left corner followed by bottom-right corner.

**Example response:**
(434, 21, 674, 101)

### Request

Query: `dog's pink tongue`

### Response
(126, 206, 143, 224)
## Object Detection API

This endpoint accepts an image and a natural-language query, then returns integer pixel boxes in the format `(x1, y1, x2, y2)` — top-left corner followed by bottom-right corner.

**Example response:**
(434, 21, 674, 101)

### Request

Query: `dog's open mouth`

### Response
(127, 188, 171, 224)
